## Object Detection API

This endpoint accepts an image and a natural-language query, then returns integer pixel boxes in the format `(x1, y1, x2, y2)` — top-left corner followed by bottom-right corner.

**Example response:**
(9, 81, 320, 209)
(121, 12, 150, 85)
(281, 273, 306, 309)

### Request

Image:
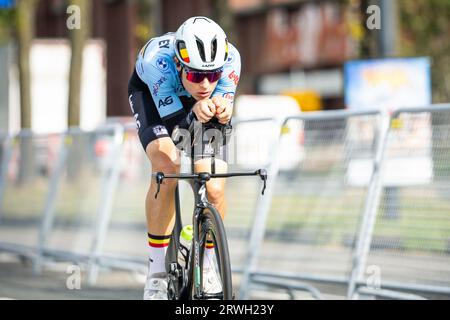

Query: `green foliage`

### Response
(135, 0, 154, 50)
(399, 0, 450, 102)
(0, 7, 15, 44)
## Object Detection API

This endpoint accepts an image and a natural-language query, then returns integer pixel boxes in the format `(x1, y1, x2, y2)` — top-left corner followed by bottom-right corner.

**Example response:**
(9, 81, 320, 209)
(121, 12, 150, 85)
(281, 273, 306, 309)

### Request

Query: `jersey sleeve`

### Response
(212, 44, 241, 104)
(137, 53, 185, 119)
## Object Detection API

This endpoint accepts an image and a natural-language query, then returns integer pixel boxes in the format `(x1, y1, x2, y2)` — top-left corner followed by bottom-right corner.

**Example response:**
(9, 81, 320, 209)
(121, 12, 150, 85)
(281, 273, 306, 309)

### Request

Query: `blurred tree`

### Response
(345, 0, 365, 56)
(16, 0, 38, 131)
(67, 0, 91, 182)
(16, 0, 38, 185)
(347, 0, 450, 102)
(68, 0, 91, 127)
(358, 0, 381, 58)
(0, 6, 14, 174)
(399, 0, 450, 181)
(211, 0, 235, 44)
(135, 0, 154, 50)
(0, 6, 15, 44)
(399, 0, 450, 102)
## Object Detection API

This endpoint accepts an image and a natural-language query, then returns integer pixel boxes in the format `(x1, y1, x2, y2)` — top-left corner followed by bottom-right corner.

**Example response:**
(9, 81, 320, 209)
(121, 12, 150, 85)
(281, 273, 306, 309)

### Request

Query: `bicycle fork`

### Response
(191, 182, 210, 299)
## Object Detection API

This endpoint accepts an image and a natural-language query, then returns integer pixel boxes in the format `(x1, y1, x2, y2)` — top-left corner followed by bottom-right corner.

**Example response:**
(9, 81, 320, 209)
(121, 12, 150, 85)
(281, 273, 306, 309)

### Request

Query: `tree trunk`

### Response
(16, 0, 38, 186)
(17, 0, 37, 130)
(67, 0, 91, 182)
(68, 0, 90, 128)
(211, 0, 235, 44)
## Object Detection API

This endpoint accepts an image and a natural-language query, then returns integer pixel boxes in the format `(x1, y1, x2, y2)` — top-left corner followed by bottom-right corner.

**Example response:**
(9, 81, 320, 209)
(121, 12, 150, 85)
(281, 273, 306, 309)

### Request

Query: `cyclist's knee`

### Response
(147, 137, 179, 159)
(206, 181, 225, 204)
(153, 159, 180, 184)
(147, 138, 180, 188)
(152, 160, 180, 175)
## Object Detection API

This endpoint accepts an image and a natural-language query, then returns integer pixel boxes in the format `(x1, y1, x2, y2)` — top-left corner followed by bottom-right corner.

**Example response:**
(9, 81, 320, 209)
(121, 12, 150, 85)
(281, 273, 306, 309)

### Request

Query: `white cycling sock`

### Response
(148, 233, 171, 275)
(203, 240, 215, 270)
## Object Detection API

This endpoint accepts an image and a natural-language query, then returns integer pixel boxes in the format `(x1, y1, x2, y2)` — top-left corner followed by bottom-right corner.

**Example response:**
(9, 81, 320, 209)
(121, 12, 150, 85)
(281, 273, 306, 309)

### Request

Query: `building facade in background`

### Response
(161, 0, 357, 109)
(31, 0, 359, 117)
(34, 0, 137, 118)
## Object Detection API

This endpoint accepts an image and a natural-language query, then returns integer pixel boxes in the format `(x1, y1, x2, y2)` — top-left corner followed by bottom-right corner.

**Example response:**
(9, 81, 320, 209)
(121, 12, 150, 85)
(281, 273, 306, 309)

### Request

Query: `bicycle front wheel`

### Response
(194, 205, 233, 300)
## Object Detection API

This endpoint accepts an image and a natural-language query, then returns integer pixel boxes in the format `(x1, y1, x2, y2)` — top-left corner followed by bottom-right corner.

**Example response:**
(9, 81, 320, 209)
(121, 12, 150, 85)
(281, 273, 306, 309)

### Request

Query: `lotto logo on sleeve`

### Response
(228, 70, 240, 85)
(156, 58, 169, 72)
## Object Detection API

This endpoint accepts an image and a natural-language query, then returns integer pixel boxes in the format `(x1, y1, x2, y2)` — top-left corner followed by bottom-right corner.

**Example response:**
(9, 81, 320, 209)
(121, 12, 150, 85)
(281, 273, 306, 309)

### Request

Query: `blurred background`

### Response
(1, 0, 449, 132)
(0, 0, 450, 300)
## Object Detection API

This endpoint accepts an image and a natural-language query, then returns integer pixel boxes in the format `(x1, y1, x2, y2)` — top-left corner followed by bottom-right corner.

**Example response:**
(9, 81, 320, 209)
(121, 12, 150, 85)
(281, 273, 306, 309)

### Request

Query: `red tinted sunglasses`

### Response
(184, 67, 223, 84)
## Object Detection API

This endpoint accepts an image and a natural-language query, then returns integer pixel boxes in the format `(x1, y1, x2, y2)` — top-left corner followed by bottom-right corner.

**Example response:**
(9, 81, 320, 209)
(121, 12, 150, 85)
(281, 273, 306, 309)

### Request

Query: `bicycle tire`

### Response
(193, 204, 233, 300)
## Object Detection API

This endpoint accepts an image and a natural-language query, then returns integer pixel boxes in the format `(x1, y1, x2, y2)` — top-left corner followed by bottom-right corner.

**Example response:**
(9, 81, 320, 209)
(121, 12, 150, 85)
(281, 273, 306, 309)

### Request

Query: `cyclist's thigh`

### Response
(128, 72, 180, 169)
(194, 158, 228, 191)
(146, 137, 180, 172)
(194, 158, 227, 174)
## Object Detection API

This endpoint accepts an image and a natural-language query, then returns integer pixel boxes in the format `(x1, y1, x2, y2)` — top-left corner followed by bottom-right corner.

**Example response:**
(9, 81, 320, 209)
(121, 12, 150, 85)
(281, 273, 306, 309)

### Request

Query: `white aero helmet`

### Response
(175, 16, 229, 71)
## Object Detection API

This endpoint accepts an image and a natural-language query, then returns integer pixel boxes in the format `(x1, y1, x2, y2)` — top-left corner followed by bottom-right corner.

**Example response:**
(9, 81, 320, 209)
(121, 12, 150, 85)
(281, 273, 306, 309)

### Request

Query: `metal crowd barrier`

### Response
(0, 130, 65, 260)
(348, 104, 450, 299)
(1, 106, 450, 299)
(238, 109, 383, 299)
(32, 125, 124, 282)
(0, 132, 11, 223)
(90, 123, 151, 279)
(224, 117, 282, 274)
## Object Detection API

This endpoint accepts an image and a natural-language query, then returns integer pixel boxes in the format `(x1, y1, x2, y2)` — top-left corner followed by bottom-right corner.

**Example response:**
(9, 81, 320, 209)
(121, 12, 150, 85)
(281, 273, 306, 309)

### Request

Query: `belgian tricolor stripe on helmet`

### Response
(180, 48, 190, 63)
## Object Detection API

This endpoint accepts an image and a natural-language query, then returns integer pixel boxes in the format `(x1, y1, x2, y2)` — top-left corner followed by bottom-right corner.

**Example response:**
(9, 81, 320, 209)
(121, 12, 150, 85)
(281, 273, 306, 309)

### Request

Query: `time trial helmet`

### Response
(175, 16, 229, 71)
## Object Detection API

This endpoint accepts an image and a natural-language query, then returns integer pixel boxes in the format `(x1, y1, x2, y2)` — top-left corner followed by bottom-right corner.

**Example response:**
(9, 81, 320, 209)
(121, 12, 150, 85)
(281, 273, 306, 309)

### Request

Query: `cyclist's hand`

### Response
(193, 99, 216, 123)
(212, 96, 233, 124)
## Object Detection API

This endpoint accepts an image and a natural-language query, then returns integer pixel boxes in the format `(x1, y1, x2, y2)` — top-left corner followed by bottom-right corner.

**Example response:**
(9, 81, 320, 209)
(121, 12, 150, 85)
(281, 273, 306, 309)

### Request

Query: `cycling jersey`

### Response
(128, 32, 241, 154)
(135, 32, 241, 120)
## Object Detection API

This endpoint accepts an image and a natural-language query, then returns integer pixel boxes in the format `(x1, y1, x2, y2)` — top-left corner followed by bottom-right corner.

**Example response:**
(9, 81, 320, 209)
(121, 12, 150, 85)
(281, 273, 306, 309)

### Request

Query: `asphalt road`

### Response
(0, 253, 142, 300)
(0, 252, 344, 300)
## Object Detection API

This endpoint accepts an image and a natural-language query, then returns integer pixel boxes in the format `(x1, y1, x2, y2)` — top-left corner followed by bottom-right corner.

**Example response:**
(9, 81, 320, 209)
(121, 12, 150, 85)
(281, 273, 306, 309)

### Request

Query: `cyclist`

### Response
(128, 16, 241, 300)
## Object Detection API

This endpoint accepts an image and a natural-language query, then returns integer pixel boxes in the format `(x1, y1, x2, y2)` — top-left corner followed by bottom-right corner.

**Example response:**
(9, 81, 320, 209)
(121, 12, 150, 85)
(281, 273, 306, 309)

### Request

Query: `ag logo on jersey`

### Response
(156, 58, 169, 72)
(158, 96, 173, 108)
